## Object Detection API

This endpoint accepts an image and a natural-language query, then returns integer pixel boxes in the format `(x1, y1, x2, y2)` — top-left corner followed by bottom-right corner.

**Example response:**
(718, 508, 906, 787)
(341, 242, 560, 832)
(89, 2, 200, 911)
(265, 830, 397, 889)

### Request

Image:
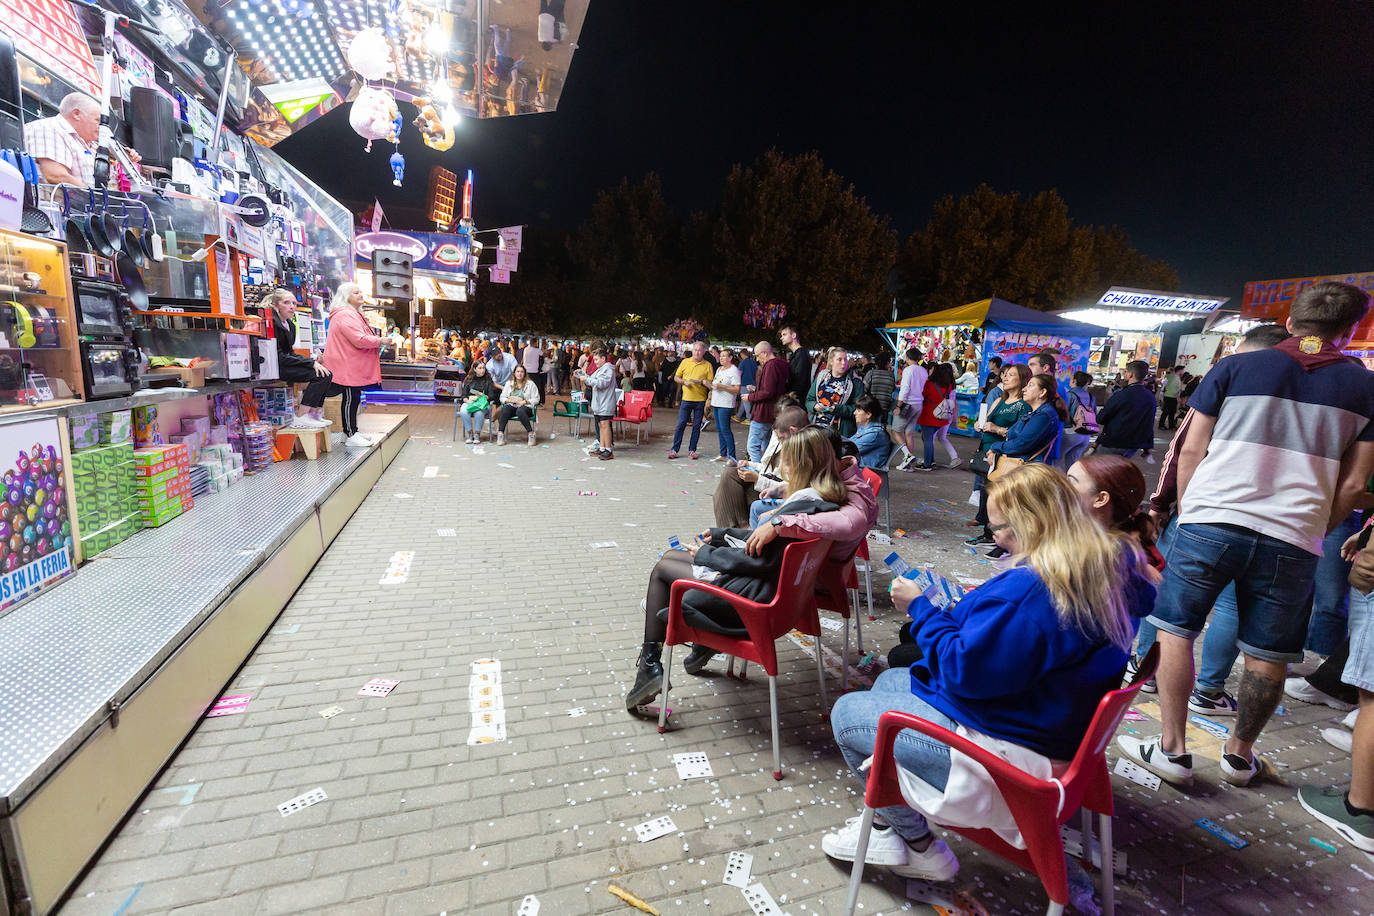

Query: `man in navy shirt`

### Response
(1095, 360, 1157, 457)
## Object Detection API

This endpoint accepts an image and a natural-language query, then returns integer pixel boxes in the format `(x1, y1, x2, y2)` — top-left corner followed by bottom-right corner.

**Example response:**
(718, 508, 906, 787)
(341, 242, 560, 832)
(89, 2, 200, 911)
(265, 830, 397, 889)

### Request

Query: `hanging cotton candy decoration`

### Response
(347, 27, 392, 80)
(349, 86, 399, 150)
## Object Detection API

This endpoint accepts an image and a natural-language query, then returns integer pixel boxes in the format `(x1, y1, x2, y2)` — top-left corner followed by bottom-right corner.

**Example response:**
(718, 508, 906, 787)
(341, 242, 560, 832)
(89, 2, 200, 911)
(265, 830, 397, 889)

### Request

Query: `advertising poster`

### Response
(982, 330, 1095, 386)
(0, 417, 74, 616)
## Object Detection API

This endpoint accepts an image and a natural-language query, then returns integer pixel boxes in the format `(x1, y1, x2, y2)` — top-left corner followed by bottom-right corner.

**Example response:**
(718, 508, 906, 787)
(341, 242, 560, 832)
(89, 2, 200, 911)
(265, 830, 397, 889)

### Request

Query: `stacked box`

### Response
(253, 387, 296, 427)
(99, 409, 132, 444)
(69, 414, 100, 449)
(133, 444, 193, 527)
(243, 422, 275, 473)
(132, 404, 163, 447)
(71, 440, 138, 558)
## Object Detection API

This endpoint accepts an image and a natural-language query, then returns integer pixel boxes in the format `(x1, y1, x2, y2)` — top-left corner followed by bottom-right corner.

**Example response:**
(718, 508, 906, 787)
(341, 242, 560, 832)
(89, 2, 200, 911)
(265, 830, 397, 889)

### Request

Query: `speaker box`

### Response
(174, 120, 194, 161)
(371, 248, 413, 300)
(127, 87, 176, 170)
(0, 33, 22, 152)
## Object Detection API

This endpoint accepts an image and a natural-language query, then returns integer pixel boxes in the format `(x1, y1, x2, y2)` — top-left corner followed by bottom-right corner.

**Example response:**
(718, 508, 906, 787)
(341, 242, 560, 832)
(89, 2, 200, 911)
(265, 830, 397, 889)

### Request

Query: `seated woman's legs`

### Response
(514, 405, 535, 432)
(627, 551, 696, 710)
(830, 667, 955, 842)
(498, 405, 517, 432)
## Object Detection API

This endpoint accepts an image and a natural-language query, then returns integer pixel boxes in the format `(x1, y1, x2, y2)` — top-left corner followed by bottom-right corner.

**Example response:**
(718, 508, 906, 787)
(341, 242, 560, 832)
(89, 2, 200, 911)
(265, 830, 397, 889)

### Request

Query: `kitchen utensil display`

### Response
(115, 251, 149, 311)
(123, 225, 145, 268)
(63, 216, 90, 254)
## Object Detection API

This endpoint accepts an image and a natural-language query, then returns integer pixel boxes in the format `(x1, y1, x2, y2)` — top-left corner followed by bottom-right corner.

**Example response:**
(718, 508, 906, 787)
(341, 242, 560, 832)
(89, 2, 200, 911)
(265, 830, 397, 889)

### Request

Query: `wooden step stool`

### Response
(274, 426, 333, 461)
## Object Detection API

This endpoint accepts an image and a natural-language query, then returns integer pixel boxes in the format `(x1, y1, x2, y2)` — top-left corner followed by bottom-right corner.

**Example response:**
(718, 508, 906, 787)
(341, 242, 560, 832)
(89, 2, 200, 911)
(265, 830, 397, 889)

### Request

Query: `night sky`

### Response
(278, 1, 1374, 301)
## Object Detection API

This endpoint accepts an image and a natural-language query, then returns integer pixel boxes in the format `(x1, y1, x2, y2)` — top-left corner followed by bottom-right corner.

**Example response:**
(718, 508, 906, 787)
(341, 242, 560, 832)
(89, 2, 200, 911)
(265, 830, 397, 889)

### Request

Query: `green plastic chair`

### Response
(552, 396, 589, 437)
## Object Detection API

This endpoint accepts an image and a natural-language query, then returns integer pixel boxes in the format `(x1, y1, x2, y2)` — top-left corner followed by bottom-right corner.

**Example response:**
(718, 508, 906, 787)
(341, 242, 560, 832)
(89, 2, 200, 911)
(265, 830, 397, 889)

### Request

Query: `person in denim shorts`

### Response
(1119, 281, 1374, 789)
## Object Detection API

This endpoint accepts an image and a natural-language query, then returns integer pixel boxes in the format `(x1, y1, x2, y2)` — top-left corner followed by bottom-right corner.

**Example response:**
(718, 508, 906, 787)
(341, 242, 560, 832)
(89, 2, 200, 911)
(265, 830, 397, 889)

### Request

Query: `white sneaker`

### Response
(527, 432, 536, 446)
(821, 818, 958, 881)
(946, 458, 962, 469)
(1284, 677, 1357, 711)
(1219, 749, 1267, 787)
(1342, 708, 1360, 730)
(497, 432, 506, 446)
(343, 433, 371, 448)
(1321, 727, 1353, 753)
(1116, 735, 1193, 786)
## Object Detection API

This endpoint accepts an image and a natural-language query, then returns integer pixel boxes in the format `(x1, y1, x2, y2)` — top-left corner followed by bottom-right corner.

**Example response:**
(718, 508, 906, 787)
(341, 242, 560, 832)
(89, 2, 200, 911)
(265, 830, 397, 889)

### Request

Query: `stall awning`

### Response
(885, 298, 1109, 337)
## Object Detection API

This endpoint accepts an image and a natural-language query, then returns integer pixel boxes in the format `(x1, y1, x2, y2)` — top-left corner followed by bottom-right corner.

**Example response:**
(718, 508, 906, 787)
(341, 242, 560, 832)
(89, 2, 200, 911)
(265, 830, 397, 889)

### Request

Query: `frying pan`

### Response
(84, 189, 116, 259)
(64, 216, 90, 254)
(138, 213, 157, 262)
(101, 188, 122, 255)
(115, 251, 148, 311)
(123, 222, 145, 269)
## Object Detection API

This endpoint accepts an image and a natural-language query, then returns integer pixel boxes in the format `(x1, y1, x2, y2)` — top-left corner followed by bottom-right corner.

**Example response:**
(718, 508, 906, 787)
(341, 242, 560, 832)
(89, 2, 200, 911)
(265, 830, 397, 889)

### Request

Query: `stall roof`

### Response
(885, 298, 1109, 337)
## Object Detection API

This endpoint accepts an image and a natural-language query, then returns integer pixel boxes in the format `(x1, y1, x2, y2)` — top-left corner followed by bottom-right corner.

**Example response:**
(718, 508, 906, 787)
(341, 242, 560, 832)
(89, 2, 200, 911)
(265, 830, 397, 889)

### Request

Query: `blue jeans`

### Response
(1149, 522, 1319, 663)
(831, 667, 956, 841)
(1307, 514, 1359, 655)
(713, 406, 736, 460)
(919, 424, 938, 467)
(747, 420, 770, 463)
(749, 498, 782, 528)
(1343, 588, 1374, 693)
(672, 400, 705, 453)
(460, 408, 488, 435)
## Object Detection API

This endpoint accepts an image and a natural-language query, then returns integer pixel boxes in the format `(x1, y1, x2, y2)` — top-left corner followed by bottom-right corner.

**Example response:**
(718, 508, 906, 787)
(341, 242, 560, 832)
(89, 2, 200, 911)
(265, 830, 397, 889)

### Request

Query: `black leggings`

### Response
(279, 362, 334, 409)
(643, 551, 694, 642)
(499, 404, 534, 432)
(325, 383, 364, 436)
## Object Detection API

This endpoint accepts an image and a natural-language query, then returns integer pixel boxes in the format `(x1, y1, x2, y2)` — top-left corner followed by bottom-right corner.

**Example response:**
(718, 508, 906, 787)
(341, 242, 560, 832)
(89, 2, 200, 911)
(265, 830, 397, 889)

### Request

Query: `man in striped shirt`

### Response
(1121, 281, 1374, 789)
(23, 93, 100, 186)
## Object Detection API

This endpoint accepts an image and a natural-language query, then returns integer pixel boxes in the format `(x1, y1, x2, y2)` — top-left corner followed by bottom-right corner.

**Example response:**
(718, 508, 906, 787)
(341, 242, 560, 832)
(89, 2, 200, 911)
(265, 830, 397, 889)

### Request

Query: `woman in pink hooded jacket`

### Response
(320, 282, 383, 447)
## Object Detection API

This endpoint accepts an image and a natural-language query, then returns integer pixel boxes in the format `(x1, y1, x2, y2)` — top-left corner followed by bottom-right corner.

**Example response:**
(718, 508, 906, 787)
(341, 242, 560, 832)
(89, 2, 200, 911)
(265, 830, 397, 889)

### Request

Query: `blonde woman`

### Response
(262, 288, 332, 429)
(822, 462, 1155, 882)
(319, 282, 383, 447)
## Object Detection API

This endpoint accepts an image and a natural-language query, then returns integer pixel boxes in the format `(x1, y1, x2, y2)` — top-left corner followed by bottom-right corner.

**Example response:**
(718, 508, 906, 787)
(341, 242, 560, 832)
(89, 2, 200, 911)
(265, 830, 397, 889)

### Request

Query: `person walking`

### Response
(894, 348, 928, 470)
(911, 362, 956, 471)
(709, 348, 741, 463)
(319, 282, 384, 447)
(1159, 366, 1183, 429)
(669, 342, 714, 459)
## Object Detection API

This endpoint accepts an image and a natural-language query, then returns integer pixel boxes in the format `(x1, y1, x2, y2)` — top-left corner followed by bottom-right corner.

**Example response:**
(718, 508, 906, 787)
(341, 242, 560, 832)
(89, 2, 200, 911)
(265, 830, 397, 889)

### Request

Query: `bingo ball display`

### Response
(0, 445, 69, 590)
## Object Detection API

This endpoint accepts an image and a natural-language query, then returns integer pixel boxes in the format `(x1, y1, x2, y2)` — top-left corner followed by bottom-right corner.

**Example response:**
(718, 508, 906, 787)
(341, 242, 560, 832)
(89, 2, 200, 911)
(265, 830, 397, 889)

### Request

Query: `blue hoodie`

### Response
(903, 564, 1154, 760)
(845, 421, 891, 470)
(993, 402, 1062, 464)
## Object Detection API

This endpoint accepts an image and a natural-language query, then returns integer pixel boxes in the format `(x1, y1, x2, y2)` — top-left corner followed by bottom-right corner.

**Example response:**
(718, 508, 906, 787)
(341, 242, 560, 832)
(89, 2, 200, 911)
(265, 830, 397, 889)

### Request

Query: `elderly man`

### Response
(745, 340, 792, 462)
(24, 93, 101, 186)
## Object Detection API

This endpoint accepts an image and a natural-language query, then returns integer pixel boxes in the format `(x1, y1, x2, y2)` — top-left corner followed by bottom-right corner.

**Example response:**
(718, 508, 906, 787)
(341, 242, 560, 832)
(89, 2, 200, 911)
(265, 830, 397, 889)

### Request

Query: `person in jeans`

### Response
(745, 341, 791, 462)
(1301, 527, 1374, 853)
(496, 364, 540, 446)
(1120, 281, 1374, 788)
(708, 348, 741, 463)
(457, 360, 496, 443)
(912, 362, 955, 471)
(1159, 365, 1183, 429)
(583, 346, 619, 460)
(894, 348, 928, 470)
(1095, 360, 1157, 458)
(823, 463, 1155, 883)
(711, 404, 808, 527)
(669, 341, 714, 459)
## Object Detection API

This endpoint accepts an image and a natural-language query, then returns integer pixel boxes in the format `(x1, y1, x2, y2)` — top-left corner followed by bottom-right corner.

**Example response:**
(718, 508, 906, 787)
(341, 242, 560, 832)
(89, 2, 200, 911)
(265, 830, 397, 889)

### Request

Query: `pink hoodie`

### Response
(773, 459, 878, 560)
(321, 304, 383, 387)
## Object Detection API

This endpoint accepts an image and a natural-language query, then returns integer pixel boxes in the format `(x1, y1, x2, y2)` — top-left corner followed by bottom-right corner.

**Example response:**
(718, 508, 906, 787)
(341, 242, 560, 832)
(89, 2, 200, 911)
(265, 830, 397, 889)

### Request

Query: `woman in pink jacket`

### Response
(320, 282, 383, 447)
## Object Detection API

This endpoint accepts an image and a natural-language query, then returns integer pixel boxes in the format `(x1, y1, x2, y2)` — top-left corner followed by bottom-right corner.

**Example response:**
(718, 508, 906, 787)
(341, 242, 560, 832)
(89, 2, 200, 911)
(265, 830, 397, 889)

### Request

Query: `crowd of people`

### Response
(607, 279, 1374, 896)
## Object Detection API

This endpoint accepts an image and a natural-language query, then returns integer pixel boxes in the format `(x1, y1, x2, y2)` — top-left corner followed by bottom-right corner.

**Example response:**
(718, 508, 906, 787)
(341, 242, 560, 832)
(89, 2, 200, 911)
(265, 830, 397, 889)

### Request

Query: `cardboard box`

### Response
(148, 365, 207, 387)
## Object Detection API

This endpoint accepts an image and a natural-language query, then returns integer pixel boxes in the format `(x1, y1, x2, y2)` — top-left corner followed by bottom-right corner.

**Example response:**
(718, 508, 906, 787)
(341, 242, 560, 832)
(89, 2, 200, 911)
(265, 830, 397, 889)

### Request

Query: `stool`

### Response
(274, 426, 332, 460)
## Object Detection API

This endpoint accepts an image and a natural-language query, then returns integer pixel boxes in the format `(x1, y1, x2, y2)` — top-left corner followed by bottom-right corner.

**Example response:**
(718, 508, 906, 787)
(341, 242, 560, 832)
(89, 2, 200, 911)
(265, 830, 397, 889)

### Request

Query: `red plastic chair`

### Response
(658, 538, 833, 779)
(615, 390, 655, 444)
(815, 548, 866, 691)
(842, 644, 1160, 916)
(858, 468, 886, 619)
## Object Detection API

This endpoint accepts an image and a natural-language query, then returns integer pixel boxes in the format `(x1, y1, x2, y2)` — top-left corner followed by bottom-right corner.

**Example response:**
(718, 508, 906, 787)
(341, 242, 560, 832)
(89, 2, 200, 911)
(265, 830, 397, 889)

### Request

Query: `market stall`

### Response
(880, 297, 1107, 436)
(1243, 269, 1374, 367)
(1057, 287, 1228, 384)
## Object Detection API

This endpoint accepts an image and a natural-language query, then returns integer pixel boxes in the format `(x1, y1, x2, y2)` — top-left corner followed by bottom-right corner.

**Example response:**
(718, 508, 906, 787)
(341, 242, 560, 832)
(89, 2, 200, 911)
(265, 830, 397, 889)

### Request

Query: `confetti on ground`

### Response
(590, 541, 619, 549)
(318, 706, 344, 719)
(271, 623, 300, 635)
(578, 490, 597, 496)
(673, 751, 714, 779)
(634, 815, 677, 842)
(436, 528, 456, 537)
(498, 463, 517, 469)
(741, 882, 784, 916)
(358, 678, 401, 697)
(1196, 818, 1249, 849)
(818, 615, 845, 632)
(722, 851, 753, 888)
(153, 782, 202, 806)
(1113, 757, 1161, 790)
(205, 694, 252, 718)
(422, 466, 438, 477)
(517, 895, 540, 916)
(1310, 837, 1338, 853)
(468, 658, 506, 744)
(394, 493, 413, 499)
(378, 550, 414, 585)
(1122, 711, 1149, 721)
(568, 707, 586, 717)
(277, 787, 327, 817)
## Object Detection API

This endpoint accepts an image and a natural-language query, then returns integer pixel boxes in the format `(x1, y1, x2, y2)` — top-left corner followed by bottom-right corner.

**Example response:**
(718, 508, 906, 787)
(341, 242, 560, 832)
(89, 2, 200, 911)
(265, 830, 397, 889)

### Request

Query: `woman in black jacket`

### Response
(626, 426, 846, 712)
(264, 289, 333, 429)
(457, 361, 498, 443)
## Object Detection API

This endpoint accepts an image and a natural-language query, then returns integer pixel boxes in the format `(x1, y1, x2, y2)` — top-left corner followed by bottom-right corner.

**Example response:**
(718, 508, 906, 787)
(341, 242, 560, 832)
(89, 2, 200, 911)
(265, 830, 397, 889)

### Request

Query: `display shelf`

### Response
(0, 379, 281, 428)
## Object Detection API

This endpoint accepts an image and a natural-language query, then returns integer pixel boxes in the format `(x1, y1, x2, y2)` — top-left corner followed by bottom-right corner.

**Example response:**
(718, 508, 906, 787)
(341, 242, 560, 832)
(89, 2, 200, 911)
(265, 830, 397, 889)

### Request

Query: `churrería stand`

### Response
(0, 1, 590, 912)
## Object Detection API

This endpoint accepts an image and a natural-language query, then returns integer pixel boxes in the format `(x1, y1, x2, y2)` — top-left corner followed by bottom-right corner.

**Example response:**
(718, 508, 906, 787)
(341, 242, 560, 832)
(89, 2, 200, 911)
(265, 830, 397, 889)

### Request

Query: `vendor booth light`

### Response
(430, 78, 453, 103)
(1060, 308, 1202, 332)
(1207, 315, 1265, 335)
(425, 23, 448, 55)
(442, 106, 461, 127)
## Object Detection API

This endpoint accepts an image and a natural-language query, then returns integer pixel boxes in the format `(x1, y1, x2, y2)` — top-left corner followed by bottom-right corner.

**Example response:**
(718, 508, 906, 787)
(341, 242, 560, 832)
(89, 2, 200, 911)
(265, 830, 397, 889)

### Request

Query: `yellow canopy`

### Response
(885, 299, 996, 329)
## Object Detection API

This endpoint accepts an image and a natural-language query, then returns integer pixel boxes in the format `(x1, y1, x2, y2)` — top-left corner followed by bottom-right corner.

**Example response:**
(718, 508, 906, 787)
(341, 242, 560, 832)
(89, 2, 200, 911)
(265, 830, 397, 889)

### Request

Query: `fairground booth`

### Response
(0, 1, 590, 912)
(1056, 287, 1228, 384)
(1243, 269, 1374, 368)
(880, 297, 1106, 437)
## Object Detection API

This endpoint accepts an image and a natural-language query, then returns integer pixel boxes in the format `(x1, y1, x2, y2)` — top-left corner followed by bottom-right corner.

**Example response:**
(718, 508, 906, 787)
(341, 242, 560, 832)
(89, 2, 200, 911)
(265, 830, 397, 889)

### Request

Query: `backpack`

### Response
(1069, 389, 1099, 434)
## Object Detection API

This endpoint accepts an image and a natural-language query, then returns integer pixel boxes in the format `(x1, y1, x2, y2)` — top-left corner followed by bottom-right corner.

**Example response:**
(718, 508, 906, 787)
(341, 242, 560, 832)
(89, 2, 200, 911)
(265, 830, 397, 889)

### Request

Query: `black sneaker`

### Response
(1125, 656, 1157, 693)
(1188, 688, 1239, 716)
(985, 546, 1008, 559)
(625, 645, 665, 711)
(598, 450, 615, 461)
(966, 533, 995, 546)
(683, 644, 718, 675)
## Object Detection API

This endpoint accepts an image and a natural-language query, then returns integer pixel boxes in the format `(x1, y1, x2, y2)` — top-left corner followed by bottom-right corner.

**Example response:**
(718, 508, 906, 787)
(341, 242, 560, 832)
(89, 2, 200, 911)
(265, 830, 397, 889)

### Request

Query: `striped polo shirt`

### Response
(1181, 346, 1374, 555)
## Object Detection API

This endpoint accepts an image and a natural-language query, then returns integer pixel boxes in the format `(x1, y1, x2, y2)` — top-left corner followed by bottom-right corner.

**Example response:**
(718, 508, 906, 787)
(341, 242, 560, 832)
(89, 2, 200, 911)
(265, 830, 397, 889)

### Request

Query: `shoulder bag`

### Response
(987, 432, 1060, 482)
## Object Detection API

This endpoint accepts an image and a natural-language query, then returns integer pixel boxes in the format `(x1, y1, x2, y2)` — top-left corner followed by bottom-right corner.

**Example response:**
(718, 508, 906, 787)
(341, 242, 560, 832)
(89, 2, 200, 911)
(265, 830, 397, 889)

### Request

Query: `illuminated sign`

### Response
(274, 92, 332, 124)
(1095, 287, 1227, 313)
(1242, 271, 1374, 320)
(462, 169, 473, 221)
(428, 166, 458, 227)
(353, 231, 428, 261)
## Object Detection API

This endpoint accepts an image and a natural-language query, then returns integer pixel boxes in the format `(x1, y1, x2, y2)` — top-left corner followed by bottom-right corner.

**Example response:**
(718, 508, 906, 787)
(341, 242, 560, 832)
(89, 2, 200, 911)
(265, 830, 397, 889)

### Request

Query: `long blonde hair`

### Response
(779, 427, 846, 505)
(986, 463, 1138, 650)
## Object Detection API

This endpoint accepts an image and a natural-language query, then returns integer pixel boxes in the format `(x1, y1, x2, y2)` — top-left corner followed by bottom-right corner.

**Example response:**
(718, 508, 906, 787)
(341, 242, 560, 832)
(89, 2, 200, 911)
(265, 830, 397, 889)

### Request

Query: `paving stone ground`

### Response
(60, 403, 1374, 915)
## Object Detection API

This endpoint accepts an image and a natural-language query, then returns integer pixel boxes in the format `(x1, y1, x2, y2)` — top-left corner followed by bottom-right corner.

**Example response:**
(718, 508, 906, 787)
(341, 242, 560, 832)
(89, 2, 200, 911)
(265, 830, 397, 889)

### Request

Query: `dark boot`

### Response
(683, 644, 718, 675)
(625, 642, 664, 711)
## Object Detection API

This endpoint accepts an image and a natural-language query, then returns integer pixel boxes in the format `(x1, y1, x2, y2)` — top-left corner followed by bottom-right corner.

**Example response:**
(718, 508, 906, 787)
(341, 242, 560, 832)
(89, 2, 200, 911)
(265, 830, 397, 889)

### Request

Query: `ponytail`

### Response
(1032, 373, 1070, 423)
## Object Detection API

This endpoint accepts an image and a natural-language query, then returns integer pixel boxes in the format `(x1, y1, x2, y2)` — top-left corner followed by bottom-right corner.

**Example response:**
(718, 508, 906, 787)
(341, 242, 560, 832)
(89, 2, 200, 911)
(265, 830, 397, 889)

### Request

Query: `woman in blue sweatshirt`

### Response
(844, 395, 892, 470)
(821, 463, 1155, 882)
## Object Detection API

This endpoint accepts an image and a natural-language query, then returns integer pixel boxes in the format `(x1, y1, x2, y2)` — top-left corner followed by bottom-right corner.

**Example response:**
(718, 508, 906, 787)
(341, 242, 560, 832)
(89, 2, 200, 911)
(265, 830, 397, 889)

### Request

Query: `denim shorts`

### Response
(1148, 522, 1318, 663)
(1344, 587, 1374, 693)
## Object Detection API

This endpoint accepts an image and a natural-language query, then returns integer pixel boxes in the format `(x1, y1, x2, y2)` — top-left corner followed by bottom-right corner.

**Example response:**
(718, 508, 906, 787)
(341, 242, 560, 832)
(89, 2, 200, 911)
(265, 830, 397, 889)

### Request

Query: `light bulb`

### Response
(430, 78, 452, 102)
(442, 105, 460, 127)
(425, 23, 447, 55)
